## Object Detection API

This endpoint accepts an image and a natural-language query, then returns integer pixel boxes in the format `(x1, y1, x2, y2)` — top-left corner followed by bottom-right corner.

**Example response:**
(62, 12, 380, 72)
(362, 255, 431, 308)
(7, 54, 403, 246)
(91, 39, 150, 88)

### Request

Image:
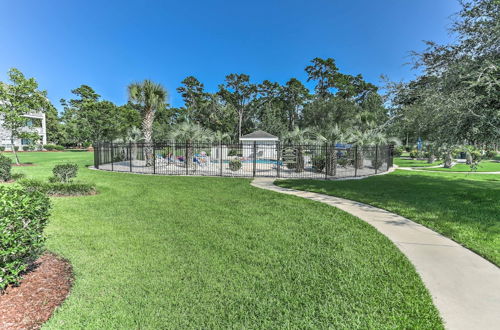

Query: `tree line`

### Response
(1, 0, 498, 162)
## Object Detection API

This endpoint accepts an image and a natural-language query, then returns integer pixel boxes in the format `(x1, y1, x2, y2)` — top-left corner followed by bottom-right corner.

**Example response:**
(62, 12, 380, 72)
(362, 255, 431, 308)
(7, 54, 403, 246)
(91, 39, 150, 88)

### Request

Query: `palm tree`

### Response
(169, 122, 213, 168)
(350, 129, 386, 169)
(283, 127, 313, 172)
(316, 124, 352, 176)
(128, 80, 167, 166)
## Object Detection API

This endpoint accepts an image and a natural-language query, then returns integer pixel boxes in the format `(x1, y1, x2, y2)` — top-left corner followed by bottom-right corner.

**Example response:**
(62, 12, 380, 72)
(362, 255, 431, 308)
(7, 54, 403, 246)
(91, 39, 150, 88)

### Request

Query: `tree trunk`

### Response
(295, 146, 304, 173)
(356, 149, 364, 169)
(238, 110, 243, 139)
(427, 154, 435, 164)
(444, 152, 453, 168)
(11, 136, 20, 165)
(142, 109, 155, 166)
(186, 141, 194, 169)
(326, 144, 337, 176)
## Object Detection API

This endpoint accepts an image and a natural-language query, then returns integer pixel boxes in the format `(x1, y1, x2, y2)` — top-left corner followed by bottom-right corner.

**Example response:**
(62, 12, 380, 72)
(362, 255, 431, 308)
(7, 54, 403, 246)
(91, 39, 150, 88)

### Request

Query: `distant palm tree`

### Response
(283, 127, 314, 172)
(350, 129, 387, 169)
(169, 122, 213, 168)
(128, 80, 167, 166)
(316, 124, 352, 175)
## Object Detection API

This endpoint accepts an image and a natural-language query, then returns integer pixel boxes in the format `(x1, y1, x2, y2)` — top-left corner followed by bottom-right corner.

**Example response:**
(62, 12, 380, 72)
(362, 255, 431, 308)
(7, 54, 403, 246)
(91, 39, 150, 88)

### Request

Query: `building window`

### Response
(21, 139, 31, 145)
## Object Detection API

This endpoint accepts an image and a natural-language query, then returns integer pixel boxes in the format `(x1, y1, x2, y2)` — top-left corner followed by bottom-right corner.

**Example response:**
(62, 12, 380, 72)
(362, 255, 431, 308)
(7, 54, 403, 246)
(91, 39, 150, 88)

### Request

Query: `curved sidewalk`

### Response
(251, 178, 500, 330)
(398, 167, 500, 174)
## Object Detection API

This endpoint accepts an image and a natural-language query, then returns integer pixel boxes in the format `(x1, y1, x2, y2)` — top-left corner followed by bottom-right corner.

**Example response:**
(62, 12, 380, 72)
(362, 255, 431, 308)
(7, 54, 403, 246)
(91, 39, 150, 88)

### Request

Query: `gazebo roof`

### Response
(240, 130, 279, 141)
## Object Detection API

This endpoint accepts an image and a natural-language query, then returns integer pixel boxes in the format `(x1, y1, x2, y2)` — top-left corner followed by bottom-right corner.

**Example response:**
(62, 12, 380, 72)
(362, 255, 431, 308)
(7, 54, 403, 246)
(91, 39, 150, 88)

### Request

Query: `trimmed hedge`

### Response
(0, 154, 12, 182)
(52, 163, 78, 183)
(19, 179, 96, 196)
(0, 186, 51, 290)
(43, 144, 65, 151)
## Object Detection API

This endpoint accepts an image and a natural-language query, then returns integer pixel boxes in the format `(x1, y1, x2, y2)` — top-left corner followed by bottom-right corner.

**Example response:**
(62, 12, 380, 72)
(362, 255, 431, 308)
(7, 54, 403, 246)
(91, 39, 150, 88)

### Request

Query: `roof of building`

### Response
(240, 130, 279, 140)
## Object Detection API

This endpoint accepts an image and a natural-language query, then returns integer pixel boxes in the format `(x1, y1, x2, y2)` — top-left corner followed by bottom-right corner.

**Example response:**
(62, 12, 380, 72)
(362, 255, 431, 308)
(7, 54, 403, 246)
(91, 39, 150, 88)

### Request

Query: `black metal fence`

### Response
(94, 142, 393, 179)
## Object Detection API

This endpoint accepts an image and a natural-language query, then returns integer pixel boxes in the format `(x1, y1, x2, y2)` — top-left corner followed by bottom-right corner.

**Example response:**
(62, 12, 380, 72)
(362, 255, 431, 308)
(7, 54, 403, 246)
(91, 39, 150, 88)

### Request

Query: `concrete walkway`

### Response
(251, 178, 500, 330)
(398, 167, 500, 174)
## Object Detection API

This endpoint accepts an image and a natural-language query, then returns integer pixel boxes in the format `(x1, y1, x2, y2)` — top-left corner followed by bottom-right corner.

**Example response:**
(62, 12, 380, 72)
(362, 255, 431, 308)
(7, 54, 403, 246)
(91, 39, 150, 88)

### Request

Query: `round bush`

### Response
(229, 159, 242, 171)
(312, 154, 325, 173)
(0, 186, 51, 290)
(52, 163, 79, 183)
(0, 154, 12, 182)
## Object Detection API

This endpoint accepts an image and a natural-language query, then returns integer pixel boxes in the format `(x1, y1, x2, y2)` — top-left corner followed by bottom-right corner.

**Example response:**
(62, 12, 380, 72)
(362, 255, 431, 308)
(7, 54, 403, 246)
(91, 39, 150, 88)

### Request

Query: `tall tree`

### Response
(128, 80, 168, 166)
(282, 78, 309, 130)
(391, 0, 500, 146)
(60, 85, 130, 145)
(176, 76, 210, 124)
(0, 68, 50, 164)
(305, 57, 339, 98)
(218, 73, 256, 139)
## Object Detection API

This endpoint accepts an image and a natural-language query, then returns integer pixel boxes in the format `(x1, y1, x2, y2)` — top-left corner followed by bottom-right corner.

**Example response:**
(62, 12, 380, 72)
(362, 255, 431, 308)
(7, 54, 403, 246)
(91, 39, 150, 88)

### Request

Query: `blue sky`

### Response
(0, 0, 460, 110)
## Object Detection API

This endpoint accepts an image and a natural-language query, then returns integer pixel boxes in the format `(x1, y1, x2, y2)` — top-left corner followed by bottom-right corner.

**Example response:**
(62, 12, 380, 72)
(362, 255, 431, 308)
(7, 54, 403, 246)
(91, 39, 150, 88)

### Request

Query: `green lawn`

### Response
(3, 152, 442, 328)
(394, 158, 442, 167)
(277, 170, 500, 266)
(420, 160, 500, 172)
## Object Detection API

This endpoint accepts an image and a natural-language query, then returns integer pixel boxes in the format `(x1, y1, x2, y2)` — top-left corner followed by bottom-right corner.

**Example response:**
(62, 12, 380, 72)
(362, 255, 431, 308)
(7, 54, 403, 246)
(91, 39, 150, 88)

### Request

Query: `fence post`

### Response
(375, 144, 379, 174)
(153, 143, 156, 174)
(252, 141, 256, 178)
(333, 145, 337, 177)
(276, 141, 280, 178)
(387, 144, 394, 171)
(354, 145, 358, 177)
(324, 143, 328, 180)
(185, 143, 189, 175)
(94, 143, 99, 169)
(129, 142, 132, 172)
(219, 142, 223, 177)
(111, 141, 114, 172)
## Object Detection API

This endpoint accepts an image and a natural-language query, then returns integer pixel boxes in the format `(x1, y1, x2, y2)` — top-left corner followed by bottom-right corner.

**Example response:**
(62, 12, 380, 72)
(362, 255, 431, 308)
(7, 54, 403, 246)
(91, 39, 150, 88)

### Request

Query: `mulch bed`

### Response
(0, 253, 73, 330)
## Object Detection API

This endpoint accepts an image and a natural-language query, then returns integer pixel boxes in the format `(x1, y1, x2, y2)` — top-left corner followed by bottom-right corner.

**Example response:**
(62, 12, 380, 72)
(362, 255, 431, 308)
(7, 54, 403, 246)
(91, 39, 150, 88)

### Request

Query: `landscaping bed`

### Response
(0, 253, 73, 330)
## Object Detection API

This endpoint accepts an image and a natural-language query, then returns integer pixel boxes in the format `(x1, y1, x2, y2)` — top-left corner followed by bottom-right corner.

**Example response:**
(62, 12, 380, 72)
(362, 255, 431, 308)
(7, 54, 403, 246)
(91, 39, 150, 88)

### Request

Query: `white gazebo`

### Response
(239, 130, 279, 159)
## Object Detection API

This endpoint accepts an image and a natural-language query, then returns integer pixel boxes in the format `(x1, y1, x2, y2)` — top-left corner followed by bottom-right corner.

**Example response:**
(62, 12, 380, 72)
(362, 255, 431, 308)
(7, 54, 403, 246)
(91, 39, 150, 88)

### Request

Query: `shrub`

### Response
(0, 154, 12, 182)
(312, 154, 325, 173)
(409, 149, 424, 159)
(371, 159, 383, 170)
(229, 159, 242, 171)
(52, 163, 79, 183)
(22, 146, 29, 151)
(19, 179, 96, 196)
(484, 150, 497, 159)
(0, 186, 51, 290)
(82, 142, 92, 148)
(0, 146, 5, 152)
(228, 149, 242, 157)
(44, 144, 65, 151)
(337, 157, 350, 167)
(11, 172, 26, 181)
(393, 146, 404, 157)
(14, 146, 19, 151)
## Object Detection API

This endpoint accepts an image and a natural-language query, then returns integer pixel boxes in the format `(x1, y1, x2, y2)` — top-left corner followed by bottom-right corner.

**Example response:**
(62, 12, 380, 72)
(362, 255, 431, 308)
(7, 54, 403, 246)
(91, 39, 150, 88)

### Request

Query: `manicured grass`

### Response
(277, 170, 500, 266)
(2, 152, 442, 328)
(394, 158, 442, 167)
(421, 160, 500, 172)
